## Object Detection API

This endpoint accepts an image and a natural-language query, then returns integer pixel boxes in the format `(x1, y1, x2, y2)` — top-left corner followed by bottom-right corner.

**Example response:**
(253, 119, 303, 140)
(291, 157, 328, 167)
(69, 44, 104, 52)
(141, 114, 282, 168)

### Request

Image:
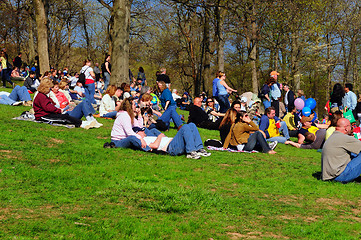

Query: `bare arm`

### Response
(285, 140, 301, 148)
(220, 80, 237, 92)
(90, 70, 96, 79)
(148, 133, 165, 150)
(297, 133, 305, 144)
(105, 62, 111, 75)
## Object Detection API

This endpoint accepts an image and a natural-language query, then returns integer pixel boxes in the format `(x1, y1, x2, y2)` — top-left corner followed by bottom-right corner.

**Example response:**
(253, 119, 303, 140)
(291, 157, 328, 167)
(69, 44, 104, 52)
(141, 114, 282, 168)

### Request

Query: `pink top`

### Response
(111, 111, 144, 141)
(54, 91, 69, 109)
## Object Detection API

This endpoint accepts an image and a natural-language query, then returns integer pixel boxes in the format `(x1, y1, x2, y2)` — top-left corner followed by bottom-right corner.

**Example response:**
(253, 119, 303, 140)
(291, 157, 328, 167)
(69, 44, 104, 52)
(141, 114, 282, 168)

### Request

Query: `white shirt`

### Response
(99, 94, 115, 116)
(143, 136, 173, 151)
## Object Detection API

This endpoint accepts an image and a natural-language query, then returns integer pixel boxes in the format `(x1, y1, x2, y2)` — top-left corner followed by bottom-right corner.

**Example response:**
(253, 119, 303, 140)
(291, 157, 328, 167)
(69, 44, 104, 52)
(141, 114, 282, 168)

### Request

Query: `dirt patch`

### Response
(97, 136, 109, 139)
(51, 138, 64, 144)
(49, 159, 61, 163)
(227, 231, 288, 239)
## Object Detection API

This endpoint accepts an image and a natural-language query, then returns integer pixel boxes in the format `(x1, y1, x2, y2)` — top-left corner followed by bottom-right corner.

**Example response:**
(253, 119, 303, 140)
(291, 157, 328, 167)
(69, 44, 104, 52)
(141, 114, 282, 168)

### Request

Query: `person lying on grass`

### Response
(142, 123, 212, 159)
(33, 77, 102, 129)
(223, 110, 277, 154)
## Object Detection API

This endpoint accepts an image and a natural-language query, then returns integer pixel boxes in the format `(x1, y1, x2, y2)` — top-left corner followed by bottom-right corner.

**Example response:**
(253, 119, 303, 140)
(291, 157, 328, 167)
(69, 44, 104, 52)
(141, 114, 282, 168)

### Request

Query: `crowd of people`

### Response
(2, 50, 361, 183)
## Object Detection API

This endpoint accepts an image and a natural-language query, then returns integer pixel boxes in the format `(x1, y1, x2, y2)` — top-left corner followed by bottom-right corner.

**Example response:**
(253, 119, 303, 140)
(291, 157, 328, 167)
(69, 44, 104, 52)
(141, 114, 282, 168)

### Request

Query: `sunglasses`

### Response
(207, 101, 213, 103)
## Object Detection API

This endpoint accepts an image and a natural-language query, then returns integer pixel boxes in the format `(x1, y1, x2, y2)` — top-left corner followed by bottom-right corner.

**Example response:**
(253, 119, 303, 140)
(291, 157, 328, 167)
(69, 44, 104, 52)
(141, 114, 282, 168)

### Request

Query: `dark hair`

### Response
(139, 67, 144, 73)
(330, 110, 343, 127)
(104, 54, 110, 62)
(330, 83, 345, 107)
(231, 100, 241, 108)
(265, 106, 276, 115)
(235, 111, 248, 123)
(345, 83, 353, 91)
(304, 132, 315, 143)
(29, 71, 35, 75)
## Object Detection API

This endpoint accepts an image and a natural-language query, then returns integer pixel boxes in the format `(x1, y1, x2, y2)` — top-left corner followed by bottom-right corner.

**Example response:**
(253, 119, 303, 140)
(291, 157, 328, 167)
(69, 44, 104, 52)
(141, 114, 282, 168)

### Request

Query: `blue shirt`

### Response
(160, 88, 176, 109)
(217, 79, 227, 96)
(342, 91, 357, 111)
(212, 78, 220, 97)
(270, 83, 281, 100)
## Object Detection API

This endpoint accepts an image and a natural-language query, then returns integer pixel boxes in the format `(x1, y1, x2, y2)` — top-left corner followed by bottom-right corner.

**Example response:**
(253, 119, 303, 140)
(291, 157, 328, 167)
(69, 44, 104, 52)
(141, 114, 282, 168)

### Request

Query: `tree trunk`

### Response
(215, 4, 225, 72)
(34, 0, 50, 74)
(326, 33, 332, 101)
(291, 32, 300, 89)
(110, 0, 132, 86)
(250, 3, 258, 93)
(202, 7, 211, 94)
(28, 18, 36, 66)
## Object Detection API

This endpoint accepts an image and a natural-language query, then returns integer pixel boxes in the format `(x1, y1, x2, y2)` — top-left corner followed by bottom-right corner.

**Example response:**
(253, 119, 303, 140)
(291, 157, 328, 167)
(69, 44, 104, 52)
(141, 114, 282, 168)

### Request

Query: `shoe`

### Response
(196, 148, 211, 157)
(81, 120, 94, 129)
(93, 119, 103, 128)
(109, 142, 115, 148)
(103, 142, 111, 148)
(268, 141, 278, 150)
(23, 101, 33, 107)
(0, 86, 6, 88)
(186, 151, 201, 159)
(12, 101, 22, 106)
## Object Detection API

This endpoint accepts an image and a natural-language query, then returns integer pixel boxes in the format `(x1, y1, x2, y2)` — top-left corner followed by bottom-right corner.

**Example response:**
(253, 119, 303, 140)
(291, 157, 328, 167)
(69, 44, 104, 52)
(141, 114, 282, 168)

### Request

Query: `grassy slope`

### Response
(0, 97, 361, 239)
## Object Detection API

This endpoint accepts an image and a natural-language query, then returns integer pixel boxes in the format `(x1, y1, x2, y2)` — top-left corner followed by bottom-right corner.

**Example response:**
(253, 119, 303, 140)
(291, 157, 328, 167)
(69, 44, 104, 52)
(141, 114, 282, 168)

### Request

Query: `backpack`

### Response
(78, 67, 89, 85)
(78, 72, 86, 85)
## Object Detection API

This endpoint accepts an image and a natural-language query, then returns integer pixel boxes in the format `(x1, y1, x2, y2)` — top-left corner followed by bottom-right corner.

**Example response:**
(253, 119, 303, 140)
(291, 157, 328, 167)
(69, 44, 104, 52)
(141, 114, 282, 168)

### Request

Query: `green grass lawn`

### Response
(1, 94, 361, 239)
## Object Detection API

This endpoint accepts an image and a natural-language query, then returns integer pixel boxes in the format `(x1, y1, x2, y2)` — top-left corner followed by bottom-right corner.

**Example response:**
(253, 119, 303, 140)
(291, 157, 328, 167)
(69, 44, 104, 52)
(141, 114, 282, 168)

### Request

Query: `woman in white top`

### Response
(80, 59, 96, 104)
(99, 85, 122, 118)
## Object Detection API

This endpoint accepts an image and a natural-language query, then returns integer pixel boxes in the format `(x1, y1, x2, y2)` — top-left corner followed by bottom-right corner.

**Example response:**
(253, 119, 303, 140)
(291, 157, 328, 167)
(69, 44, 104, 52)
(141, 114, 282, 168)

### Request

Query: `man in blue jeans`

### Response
(322, 118, 361, 183)
(143, 123, 211, 159)
(259, 106, 290, 143)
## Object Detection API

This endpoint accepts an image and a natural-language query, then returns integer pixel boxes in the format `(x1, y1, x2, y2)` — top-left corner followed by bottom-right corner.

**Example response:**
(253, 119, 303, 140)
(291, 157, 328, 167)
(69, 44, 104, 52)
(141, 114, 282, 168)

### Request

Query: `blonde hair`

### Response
(219, 108, 237, 128)
(59, 81, 68, 90)
(157, 81, 166, 92)
(141, 93, 153, 102)
(105, 85, 117, 97)
(37, 77, 54, 94)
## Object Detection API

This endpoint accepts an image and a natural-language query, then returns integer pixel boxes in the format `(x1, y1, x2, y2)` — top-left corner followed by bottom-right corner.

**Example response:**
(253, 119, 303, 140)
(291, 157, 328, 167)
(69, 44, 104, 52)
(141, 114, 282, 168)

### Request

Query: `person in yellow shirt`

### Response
(283, 104, 300, 137)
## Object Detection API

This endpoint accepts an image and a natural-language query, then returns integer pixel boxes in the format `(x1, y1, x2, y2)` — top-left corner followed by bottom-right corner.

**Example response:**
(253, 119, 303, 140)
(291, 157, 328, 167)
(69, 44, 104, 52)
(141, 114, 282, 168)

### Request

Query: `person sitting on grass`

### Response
(155, 81, 183, 131)
(108, 97, 162, 150)
(24, 71, 38, 93)
(188, 97, 222, 130)
(282, 104, 300, 137)
(285, 115, 326, 149)
(99, 85, 122, 119)
(33, 78, 102, 129)
(142, 122, 211, 159)
(322, 118, 361, 183)
(0, 85, 32, 106)
(223, 111, 277, 154)
(259, 106, 290, 143)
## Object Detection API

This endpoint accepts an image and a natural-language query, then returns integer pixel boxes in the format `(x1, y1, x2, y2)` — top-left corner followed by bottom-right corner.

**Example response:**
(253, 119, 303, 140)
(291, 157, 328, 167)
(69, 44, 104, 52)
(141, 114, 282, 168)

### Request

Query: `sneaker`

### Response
(12, 101, 22, 106)
(268, 141, 278, 150)
(196, 148, 211, 157)
(93, 119, 103, 128)
(186, 151, 201, 159)
(81, 120, 94, 129)
(103, 142, 111, 148)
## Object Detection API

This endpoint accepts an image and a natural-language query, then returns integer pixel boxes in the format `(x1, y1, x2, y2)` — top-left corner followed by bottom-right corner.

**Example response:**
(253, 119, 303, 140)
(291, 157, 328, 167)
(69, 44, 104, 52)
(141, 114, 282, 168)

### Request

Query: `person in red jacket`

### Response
(33, 77, 101, 128)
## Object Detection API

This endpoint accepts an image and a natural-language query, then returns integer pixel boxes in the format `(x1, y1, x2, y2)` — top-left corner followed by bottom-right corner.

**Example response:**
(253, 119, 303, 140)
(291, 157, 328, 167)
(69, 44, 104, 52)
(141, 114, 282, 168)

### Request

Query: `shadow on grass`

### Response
(312, 171, 361, 184)
(312, 171, 322, 180)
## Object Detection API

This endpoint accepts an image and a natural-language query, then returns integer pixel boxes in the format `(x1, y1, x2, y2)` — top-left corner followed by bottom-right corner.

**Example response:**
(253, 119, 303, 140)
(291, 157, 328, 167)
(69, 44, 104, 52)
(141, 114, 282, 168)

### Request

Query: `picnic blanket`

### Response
(207, 146, 258, 153)
(13, 111, 76, 128)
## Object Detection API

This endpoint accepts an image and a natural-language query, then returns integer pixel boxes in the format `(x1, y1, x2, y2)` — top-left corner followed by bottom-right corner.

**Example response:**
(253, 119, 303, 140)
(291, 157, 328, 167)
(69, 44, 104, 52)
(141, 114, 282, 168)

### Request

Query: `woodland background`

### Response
(1, 0, 361, 111)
